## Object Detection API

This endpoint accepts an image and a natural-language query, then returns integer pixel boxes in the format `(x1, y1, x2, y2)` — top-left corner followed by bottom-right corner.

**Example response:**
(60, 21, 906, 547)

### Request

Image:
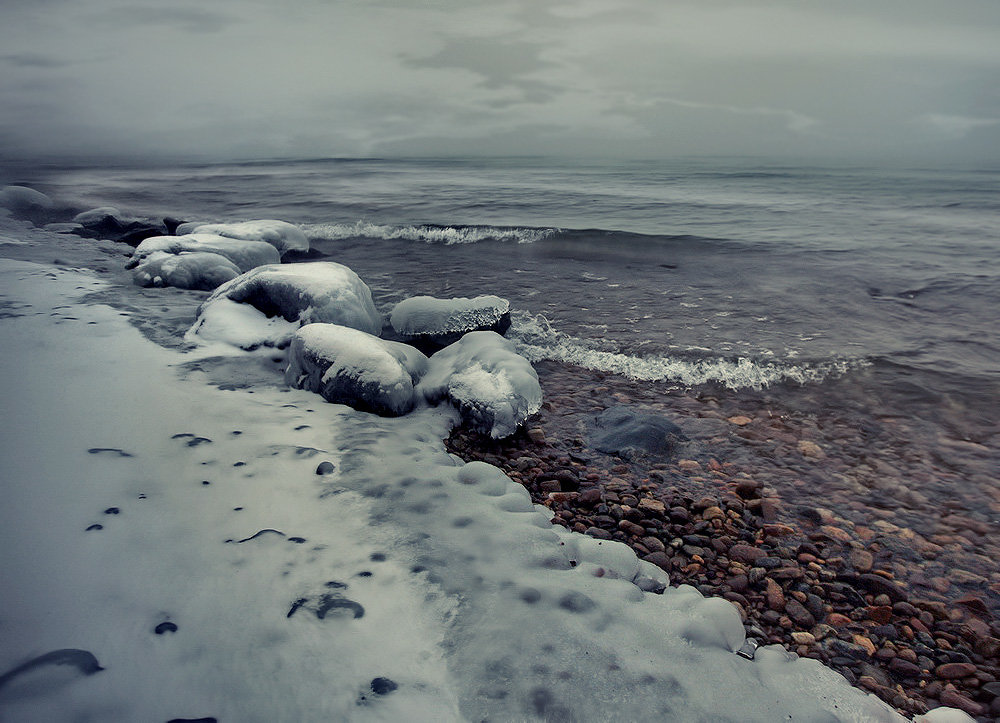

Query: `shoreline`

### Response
(446, 359, 1000, 720)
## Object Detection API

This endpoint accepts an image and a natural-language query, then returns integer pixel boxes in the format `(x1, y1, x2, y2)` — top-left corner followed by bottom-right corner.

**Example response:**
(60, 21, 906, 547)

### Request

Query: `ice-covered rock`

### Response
(285, 324, 428, 416)
(1, 186, 54, 213)
(180, 220, 309, 256)
(187, 262, 381, 349)
(126, 233, 280, 273)
(417, 331, 541, 438)
(71, 207, 168, 246)
(131, 251, 241, 291)
(0, 186, 58, 225)
(390, 294, 511, 351)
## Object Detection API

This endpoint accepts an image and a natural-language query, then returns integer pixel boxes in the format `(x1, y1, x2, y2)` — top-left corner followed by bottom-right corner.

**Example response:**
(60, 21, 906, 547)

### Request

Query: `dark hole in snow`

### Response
(370, 553, 386, 562)
(104, 507, 120, 515)
(154, 622, 178, 635)
(370, 677, 398, 695)
(315, 461, 335, 475)
(86, 524, 103, 531)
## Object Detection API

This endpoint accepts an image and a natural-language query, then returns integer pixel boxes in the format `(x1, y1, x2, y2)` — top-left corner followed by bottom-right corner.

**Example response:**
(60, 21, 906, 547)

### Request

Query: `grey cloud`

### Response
(84, 6, 240, 34)
(404, 37, 562, 103)
(0, 53, 71, 68)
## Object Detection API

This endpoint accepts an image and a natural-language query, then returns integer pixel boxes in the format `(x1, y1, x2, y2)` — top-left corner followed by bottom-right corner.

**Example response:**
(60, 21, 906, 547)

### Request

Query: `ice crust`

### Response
(286, 323, 428, 416)
(0, 221, 972, 722)
(418, 331, 542, 438)
(179, 220, 310, 256)
(131, 251, 241, 290)
(187, 262, 382, 349)
(390, 294, 511, 341)
(127, 233, 281, 273)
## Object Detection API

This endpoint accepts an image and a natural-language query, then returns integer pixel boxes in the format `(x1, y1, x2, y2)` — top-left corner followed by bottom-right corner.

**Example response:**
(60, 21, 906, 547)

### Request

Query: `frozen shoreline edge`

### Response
(0, 217, 966, 721)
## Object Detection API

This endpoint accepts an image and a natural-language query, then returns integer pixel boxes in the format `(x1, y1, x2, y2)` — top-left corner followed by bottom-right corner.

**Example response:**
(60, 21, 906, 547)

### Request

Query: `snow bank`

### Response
(187, 262, 381, 350)
(286, 323, 428, 416)
(179, 220, 309, 256)
(131, 251, 241, 290)
(418, 331, 542, 438)
(390, 294, 511, 348)
(126, 233, 280, 273)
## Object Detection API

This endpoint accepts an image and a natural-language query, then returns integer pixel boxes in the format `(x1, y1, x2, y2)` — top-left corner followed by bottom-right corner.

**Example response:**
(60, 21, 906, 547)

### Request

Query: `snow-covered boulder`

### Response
(1, 186, 54, 213)
(179, 220, 309, 256)
(285, 324, 428, 416)
(126, 233, 280, 273)
(187, 262, 381, 350)
(131, 251, 241, 291)
(71, 207, 167, 246)
(417, 331, 541, 438)
(390, 294, 511, 351)
(1, 186, 58, 225)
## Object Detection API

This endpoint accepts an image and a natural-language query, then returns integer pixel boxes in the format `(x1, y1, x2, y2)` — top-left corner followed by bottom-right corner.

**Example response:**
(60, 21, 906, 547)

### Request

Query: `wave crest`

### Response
(305, 221, 556, 245)
(508, 312, 863, 390)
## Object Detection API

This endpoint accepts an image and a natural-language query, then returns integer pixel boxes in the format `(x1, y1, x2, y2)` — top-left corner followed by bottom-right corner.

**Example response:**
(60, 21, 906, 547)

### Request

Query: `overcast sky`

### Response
(1, 0, 998, 163)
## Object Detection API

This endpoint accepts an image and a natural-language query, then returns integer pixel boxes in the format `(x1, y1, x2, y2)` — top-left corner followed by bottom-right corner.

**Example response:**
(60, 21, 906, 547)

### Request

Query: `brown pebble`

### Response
(867, 606, 893, 625)
(939, 688, 984, 716)
(765, 578, 785, 611)
(826, 613, 853, 627)
(935, 662, 978, 679)
(727, 415, 752, 426)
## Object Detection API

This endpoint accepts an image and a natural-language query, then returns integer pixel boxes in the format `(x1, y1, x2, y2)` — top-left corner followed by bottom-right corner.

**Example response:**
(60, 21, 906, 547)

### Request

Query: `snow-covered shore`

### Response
(0, 216, 963, 721)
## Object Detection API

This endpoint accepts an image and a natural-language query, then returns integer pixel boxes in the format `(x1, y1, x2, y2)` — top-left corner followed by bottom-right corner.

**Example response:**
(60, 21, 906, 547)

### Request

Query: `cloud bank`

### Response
(1, 0, 998, 163)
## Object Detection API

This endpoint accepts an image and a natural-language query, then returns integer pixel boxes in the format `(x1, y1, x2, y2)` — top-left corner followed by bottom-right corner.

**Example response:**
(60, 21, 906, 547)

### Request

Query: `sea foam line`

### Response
(508, 312, 863, 390)
(305, 221, 556, 245)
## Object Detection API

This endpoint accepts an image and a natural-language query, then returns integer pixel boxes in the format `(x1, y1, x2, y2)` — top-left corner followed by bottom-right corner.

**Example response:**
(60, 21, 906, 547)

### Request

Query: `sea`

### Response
(9, 156, 1000, 559)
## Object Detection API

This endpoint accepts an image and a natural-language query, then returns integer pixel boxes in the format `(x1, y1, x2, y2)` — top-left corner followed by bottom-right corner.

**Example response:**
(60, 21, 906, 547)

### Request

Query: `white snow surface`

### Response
(418, 331, 543, 439)
(0, 221, 971, 723)
(187, 262, 382, 349)
(127, 233, 281, 273)
(286, 323, 428, 416)
(180, 220, 310, 256)
(132, 251, 241, 290)
(390, 294, 510, 337)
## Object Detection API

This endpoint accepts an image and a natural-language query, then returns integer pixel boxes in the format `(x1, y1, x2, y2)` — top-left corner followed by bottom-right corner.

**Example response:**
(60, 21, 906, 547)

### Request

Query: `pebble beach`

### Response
(447, 360, 1000, 720)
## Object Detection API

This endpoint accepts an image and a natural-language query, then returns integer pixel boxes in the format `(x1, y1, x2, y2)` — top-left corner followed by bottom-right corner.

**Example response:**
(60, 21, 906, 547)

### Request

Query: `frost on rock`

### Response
(131, 251, 241, 291)
(126, 233, 280, 273)
(182, 220, 309, 256)
(417, 331, 541, 438)
(187, 262, 381, 350)
(390, 295, 511, 351)
(285, 323, 428, 416)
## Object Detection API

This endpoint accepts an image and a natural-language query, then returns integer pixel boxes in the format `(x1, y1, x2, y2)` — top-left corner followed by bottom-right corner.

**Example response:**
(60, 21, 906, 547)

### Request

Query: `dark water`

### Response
(22, 157, 999, 398)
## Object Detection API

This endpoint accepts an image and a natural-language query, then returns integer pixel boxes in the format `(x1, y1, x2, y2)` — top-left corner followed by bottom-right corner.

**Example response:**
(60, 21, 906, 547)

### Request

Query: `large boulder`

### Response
(417, 331, 541, 438)
(389, 294, 511, 352)
(126, 233, 280, 273)
(177, 220, 309, 256)
(131, 251, 241, 291)
(285, 324, 428, 416)
(186, 262, 381, 350)
(589, 406, 687, 461)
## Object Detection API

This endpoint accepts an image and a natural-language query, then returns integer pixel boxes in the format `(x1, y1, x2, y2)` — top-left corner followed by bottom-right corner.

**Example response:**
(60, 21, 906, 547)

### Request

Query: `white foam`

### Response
(305, 221, 555, 245)
(508, 311, 864, 390)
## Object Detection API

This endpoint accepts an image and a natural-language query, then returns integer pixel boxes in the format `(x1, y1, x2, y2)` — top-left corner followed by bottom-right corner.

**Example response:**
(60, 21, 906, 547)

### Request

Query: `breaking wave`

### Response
(305, 221, 557, 245)
(508, 312, 865, 390)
